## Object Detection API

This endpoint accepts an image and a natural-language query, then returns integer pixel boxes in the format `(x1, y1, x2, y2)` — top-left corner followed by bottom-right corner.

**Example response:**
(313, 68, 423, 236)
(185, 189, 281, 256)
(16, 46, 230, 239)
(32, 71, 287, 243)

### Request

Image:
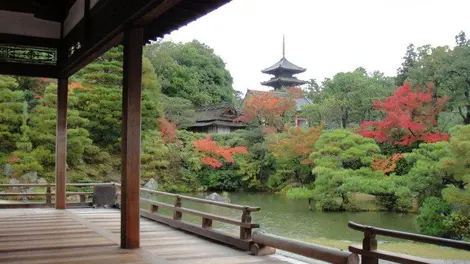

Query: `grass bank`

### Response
(304, 238, 470, 260)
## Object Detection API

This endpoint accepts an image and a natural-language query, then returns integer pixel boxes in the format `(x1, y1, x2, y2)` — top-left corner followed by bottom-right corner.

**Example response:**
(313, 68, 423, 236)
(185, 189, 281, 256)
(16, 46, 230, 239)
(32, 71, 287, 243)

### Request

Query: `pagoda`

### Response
(261, 37, 307, 89)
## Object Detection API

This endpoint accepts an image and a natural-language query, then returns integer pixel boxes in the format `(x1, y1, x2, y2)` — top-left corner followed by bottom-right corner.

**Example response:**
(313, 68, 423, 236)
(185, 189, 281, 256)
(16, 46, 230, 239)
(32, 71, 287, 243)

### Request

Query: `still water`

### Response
(150, 192, 418, 243)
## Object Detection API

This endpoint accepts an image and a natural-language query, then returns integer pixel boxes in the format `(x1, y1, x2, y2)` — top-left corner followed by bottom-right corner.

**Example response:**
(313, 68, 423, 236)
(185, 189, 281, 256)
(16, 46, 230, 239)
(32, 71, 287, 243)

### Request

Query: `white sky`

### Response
(163, 0, 470, 95)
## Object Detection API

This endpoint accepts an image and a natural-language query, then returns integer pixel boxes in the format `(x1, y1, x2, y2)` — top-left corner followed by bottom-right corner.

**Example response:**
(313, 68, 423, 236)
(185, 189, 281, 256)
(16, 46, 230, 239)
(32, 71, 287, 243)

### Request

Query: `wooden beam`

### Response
(135, 0, 181, 26)
(55, 78, 68, 210)
(0, 33, 59, 48)
(0, 62, 57, 78)
(61, 0, 227, 76)
(60, 0, 165, 76)
(120, 26, 143, 249)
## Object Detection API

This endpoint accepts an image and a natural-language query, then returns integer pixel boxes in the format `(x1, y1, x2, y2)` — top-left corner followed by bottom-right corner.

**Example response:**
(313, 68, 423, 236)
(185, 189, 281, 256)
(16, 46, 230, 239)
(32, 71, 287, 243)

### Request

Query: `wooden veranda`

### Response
(0, 0, 231, 250)
(2, 1, 470, 264)
(0, 208, 295, 264)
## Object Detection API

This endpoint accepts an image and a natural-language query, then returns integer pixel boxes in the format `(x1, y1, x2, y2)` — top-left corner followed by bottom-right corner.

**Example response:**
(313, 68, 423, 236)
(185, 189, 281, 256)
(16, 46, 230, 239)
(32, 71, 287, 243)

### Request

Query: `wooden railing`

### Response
(348, 221, 470, 264)
(114, 183, 360, 263)
(0, 183, 114, 208)
(115, 183, 260, 251)
(252, 231, 358, 264)
(4, 182, 468, 264)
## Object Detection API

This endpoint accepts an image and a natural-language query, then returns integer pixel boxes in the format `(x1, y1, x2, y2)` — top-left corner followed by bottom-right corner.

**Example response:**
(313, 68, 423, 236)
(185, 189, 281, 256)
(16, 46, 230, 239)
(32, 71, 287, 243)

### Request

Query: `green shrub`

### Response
(319, 196, 344, 211)
(405, 142, 450, 202)
(286, 187, 315, 200)
(443, 211, 470, 240)
(417, 197, 452, 237)
(442, 187, 470, 207)
(267, 169, 292, 190)
(197, 168, 241, 191)
(394, 186, 412, 212)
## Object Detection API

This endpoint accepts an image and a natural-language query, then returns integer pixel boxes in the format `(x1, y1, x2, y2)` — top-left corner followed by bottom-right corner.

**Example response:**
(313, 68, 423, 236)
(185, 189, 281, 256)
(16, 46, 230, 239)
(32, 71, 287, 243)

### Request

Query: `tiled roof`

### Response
(191, 104, 240, 124)
(262, 57, 306, 74)
(261, 77, 307, 87)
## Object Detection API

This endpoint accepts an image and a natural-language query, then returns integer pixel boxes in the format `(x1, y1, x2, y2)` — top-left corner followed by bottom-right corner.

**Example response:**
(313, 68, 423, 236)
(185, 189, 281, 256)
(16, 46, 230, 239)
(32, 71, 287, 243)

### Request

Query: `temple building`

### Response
(261, 37, 307, 89)
(252, 37, 310, 128)
(187, 104, 245, 134)
(188, 37, 311, 134)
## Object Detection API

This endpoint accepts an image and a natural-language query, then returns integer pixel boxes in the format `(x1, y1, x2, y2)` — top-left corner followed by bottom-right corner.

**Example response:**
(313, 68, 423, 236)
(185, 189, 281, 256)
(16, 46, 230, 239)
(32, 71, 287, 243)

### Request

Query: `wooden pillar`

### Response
(55, 78, 68, 209)
(120, 26, 143, 249)
(362, 229, 378, 264)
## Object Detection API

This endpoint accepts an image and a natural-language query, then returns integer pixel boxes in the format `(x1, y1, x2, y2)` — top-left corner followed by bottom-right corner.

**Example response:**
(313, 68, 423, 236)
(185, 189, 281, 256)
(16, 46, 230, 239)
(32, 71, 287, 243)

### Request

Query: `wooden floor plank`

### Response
(0, 246, 129, 263)
(0, 208, 295, 264)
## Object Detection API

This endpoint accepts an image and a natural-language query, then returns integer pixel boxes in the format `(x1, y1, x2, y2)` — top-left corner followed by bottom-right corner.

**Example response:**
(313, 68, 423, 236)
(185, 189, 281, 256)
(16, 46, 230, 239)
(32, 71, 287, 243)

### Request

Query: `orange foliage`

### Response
(234, 89, 299, 132)
(269, 126, 323, 165)
(287, 87, 304, 98)
(372, 153, 405, 175)
(193, 136, 248, 168)
(158, 118, 177, 144)
(68, 82, 89, 95)
(262, 126, 277, 135)
(7, 154, 20, 164)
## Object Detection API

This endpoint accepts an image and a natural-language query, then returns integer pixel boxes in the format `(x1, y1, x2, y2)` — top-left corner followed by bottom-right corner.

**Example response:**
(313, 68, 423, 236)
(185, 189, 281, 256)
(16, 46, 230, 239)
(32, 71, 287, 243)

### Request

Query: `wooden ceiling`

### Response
(0, 0, 232, 78)
(0, 0, 77, 22)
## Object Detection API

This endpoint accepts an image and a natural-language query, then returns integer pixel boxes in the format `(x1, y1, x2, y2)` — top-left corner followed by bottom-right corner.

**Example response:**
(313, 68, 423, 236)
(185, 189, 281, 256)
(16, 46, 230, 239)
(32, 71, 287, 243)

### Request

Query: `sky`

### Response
(163, 0, 470, 95)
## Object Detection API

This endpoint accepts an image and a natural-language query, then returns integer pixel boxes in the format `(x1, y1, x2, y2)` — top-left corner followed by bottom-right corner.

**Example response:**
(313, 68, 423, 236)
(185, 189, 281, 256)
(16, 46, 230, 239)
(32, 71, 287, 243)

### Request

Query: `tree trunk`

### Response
(465, 105, 470, 125)
(341, 110, 349, 129)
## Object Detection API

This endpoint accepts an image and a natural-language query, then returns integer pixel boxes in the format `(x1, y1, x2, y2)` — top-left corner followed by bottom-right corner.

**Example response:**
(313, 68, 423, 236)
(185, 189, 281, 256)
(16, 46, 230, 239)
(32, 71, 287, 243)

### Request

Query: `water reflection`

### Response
(148, 192, 418, 242)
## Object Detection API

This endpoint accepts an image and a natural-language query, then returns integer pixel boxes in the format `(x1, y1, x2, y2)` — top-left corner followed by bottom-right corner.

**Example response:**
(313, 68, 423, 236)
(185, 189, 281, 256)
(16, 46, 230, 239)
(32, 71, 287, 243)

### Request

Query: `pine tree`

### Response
(9, 101, 42, 178)
(0, 76, 23, 155)
(73, 47, 162, 152)
(28, 84, 109, 182)
(396, 44, 418, 86)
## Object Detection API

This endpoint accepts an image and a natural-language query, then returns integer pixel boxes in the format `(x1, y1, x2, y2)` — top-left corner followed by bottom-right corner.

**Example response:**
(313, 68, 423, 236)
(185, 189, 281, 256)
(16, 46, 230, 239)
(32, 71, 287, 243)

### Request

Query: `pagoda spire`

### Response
(282, 35, 285, 58)
(261, 35, 307, 89)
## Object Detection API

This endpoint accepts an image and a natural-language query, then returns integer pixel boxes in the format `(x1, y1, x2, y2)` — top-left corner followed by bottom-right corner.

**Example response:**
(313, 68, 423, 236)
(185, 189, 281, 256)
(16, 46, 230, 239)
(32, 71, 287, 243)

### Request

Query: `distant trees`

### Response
(301, 68, 394, 128)
(398, 31, 470, 125)
(144, 40, 236, 106)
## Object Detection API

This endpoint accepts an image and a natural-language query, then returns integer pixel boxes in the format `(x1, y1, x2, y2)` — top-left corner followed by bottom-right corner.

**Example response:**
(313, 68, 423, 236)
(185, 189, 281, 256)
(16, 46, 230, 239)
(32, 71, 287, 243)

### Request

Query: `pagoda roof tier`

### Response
(261, 77, 307, 88)
(261, 57, 306, 75)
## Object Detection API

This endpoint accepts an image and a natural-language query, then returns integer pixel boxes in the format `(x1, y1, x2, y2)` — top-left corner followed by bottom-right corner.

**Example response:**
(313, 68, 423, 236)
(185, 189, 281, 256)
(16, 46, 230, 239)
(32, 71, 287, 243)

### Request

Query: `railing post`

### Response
(202, 217, 212, 229)
(80, 194, 86, 203)
(362, 228, 378, 264)
(173, 195, 182, 220)
(46, 187, 52, 204)
(151, 204, 158, 214)
(240, 207, 252, 240)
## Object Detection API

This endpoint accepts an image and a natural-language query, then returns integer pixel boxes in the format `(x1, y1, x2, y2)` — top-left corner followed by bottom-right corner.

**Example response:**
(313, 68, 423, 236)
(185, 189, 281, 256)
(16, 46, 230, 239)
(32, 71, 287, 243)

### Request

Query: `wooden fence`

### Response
(2, 183, 470, 264)
(348, 221, 470, 264)
(0, 183, 113, 208)
(115, 183, 260, 251)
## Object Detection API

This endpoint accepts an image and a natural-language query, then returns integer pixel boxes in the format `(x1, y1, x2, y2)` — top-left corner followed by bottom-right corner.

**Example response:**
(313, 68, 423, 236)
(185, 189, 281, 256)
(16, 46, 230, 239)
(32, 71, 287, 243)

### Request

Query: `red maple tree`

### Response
(358, 83, 449, 146)
(193, 136, 248, 168)
(234, 88, 301, 132)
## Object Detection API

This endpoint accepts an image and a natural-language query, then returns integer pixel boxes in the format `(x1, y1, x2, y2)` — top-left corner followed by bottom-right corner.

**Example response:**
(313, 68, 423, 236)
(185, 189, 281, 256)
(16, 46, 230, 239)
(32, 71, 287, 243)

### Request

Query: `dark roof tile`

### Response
(261, 57, 306, 74)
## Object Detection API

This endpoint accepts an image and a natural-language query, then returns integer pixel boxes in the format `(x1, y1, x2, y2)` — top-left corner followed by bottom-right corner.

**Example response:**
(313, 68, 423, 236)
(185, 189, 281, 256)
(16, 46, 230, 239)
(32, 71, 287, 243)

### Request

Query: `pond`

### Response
(149, 192, 419, 243)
